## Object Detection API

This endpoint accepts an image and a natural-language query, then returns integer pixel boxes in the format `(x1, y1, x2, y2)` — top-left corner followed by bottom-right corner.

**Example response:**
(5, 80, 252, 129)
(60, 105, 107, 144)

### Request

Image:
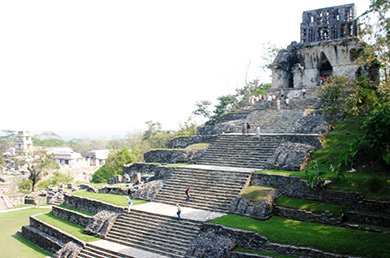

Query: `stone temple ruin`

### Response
(16, 4, 390, 258)
(271, 3, 367, 89)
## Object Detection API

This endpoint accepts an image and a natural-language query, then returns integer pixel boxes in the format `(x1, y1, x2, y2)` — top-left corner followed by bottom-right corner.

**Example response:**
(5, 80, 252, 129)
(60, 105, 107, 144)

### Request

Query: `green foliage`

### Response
(304, 162, 325, 189)
(91, 147, 136, 183)
(18, 179, 32, 193)
(240, 186, 275, 201)
(363, 103, 390, 164)
(32, 132, 65, 147)
(51, 171, 74, 186)
(368, 176, 387, 193)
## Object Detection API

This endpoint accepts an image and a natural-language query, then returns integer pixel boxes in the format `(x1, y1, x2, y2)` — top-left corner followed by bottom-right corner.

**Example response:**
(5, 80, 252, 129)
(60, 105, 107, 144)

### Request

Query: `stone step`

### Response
(78, 244, 129, 258)
(105, 236, 183, 258)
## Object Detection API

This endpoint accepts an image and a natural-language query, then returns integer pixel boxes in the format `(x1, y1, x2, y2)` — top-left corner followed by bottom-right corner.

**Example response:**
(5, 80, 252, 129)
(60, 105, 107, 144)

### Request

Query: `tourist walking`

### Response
(302, 88, 306, 98)
(285, 97, 290, 108)
(185, 186, 191, 201)
(267, 95, 272, 107)
(127, 196, 133, 213)
(276, 99, 281, 110)
(176, 204, 181, 221)
(256, 126, 261, 139)
(246, 123, 251, 135)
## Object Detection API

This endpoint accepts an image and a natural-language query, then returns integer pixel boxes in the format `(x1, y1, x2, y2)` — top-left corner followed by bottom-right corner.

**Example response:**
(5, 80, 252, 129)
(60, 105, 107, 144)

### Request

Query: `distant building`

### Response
(85, 150, 109, 166)
(15, 131, 33, 155)
(47, 147, 85, 167)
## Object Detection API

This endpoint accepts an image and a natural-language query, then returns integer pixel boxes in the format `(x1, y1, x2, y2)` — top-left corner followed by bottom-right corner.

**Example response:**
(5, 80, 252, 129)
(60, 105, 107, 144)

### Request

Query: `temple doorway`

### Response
(319, 52, 333, 78)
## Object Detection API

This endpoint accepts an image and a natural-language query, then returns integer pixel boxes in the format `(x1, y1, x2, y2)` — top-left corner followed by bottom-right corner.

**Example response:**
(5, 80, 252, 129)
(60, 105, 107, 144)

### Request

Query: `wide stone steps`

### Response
(78, 244, 131, 258)
(195, 135, 281, 168)
(154, 166, 251, 212)
(106, 210, 202, 258)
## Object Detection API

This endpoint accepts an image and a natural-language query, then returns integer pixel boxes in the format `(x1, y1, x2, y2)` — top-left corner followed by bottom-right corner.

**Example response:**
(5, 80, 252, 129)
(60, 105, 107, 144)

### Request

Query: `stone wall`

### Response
(265, 142, 314, 171)
(62, 194, 124, 215)
(188, 223, 350, 258)
(273, 206, 342, 226)
(143, 148, 207, 164)
(168, 135, 217, 149)
(20, 226, 64, 254)
(28, 216, 85, 247)
(251, 173, 390, 213)
(52, 206, 92, 227)
(123, 163, 175, 183)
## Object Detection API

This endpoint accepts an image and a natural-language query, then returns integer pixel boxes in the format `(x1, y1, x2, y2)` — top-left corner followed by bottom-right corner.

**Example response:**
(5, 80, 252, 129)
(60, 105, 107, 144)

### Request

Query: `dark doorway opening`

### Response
(319, 52, 333, 78)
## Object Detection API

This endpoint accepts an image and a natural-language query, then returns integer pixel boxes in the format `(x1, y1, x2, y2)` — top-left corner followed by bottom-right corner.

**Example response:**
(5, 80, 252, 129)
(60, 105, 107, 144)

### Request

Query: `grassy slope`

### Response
(0, 206, 52, 258)
(212, 215, 390, 258)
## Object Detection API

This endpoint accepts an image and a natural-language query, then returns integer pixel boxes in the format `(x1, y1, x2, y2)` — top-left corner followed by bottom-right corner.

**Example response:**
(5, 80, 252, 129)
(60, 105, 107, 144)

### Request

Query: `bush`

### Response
(368, 177, 387, 193)
(19, 179, 32, 193)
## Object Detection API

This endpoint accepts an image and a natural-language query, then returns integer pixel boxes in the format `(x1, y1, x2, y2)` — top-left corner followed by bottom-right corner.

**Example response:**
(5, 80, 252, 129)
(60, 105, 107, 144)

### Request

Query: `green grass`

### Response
(211, 215, 390, 258)
(71, 191, 148, 206)
(0, 206, 52, 258)
(36, 212, 99, 242)
(240, 186, 276, 201)
(57, 204, 95, 216)
(256, 169, 304, 178)
(235, 248, 294, 258)
(276, 196, 344, 217)
(186, 143, 210, 149)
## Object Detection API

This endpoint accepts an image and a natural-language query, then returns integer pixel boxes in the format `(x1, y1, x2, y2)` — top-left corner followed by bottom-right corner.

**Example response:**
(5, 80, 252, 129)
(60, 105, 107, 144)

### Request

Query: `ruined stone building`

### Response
(15, 131, 33, 155)
(271, 4, 367, 89)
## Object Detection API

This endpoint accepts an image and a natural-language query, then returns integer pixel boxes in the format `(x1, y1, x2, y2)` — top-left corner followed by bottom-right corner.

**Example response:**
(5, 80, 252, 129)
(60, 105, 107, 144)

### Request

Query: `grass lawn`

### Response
(71, 191, 148, 206)
(211, 215, 390, 258)
(35, 212, 99, 242)
(235, 248, 294, 258)
(0, 206, 52, 258)
(276, 196, 344, 217)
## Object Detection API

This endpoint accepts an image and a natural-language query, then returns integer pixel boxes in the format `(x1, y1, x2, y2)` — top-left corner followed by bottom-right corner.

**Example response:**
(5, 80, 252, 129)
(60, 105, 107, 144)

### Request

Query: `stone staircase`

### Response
(246, 109, 305, 133)
(195, 135, 282, 168)
(78, 243, 132, 258)
(154, 166, 252, 212)
(105, 210, 202, 258)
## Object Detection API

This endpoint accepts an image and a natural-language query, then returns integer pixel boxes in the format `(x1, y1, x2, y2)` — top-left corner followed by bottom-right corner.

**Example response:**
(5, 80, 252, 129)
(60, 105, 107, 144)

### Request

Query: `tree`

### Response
(91, 147, 136, 183)
(32, 132, 65, 147)
(25, 150, 60, 192)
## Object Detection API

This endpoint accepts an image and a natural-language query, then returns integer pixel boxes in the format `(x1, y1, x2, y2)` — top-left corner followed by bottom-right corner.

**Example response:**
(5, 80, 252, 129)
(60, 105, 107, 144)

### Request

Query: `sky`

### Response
(0, 0, 370, 139)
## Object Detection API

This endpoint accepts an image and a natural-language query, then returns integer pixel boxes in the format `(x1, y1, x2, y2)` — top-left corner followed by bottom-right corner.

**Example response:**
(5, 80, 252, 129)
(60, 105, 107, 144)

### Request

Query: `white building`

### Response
(15, 131, 33, 155)
(47, 147, 85, 167)
(85, 150, 109, 166)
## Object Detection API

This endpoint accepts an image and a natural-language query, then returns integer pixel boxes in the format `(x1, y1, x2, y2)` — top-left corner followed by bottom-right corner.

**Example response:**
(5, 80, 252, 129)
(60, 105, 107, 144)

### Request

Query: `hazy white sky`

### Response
(0, 0, 370, 136)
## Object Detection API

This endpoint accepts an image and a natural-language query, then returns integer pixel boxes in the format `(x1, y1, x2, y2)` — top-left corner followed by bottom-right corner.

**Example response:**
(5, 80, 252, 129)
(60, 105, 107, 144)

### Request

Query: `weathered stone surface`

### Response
(123, 163, 174, 184)
(52, 206, 92, 227)
(168, 135, 217, 149)
(295, 111, 327, 134)
(84, 210, 119, 238)
(143, 148, 207, 164)
(79, 184, 97, 193)
(107, 175, 122, 185)
(98, 186, 128, 195)
(186, 224, 268, 257)
(273, 206, 342, 226)
(63, 194, 124, 214)
(344, 210, 390, 227)
(265, 142, 314, 171)
(230, 188, 278, 220)
(131, 180, 164, 201)
(186, 231, 235, 258)
(20, 225, 64, 254)
(197, 120, 244, 135)
(122, 174, 131, 183)
(53, 241, 83, 258)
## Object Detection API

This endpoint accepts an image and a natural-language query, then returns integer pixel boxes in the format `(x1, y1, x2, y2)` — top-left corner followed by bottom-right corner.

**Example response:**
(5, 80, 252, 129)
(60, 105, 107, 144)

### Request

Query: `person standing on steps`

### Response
(185, 186, 191, 201)
(276, 98, 281, 110)
(127, 196, 133, 213)
(246, 123, 251, 135)
(285, 97, 290, 108)
(256, 126, 261, 139)
(176, 204, 181, 221)
(302, 88, 306, 98)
